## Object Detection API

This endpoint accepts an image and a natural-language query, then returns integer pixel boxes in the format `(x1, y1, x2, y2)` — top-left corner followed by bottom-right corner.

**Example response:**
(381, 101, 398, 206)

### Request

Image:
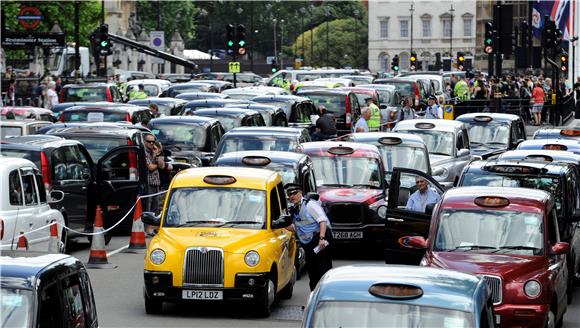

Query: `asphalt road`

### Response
(69, 236, 580, 327)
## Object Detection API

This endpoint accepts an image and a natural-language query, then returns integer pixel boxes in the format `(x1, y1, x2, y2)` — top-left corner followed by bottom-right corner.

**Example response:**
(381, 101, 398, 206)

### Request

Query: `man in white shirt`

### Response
(354, 106, 371, 133)
(47, 81, 59, 110)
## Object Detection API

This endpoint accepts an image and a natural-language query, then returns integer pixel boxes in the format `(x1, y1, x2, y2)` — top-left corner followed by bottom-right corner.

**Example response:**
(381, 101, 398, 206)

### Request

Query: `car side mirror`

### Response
(272, 214, 292, 229)
(457, 148, 470, 157)
(551, 242, 570, 255)
(401, 236, 427, 249)
(432, 168, 444, 176)
(141, 212, 161, 226)
(48, 190, 65, 204)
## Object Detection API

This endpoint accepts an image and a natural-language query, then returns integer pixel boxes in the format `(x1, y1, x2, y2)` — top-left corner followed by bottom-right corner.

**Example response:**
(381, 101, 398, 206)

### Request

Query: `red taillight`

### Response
(106, 88, 113, 102)
(289, 83, 295, 91)
(41, 152, 52, 191)
(0, 219, 4, 240)
(60, 113, 65, 122)
(127, 139, 138, 181)
(125, 112, 131, 122)
(414, 84, 420, 109)
(345, 96, 352, 127)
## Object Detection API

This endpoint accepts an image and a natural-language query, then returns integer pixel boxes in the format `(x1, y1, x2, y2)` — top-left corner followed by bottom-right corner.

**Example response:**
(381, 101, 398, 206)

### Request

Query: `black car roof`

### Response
(63, 83, 114, 88)
(39, 122, 148, 133)
(48, 128, 138, 139)
(224, 126, 303, 136)
(193, 108, 259, 116)
(186, 99, 253, 106)
(128, 97, 185, 105)
(216, 150, 308, 166)
(149, 115, 217, 126)
(0, 252, 78, 289)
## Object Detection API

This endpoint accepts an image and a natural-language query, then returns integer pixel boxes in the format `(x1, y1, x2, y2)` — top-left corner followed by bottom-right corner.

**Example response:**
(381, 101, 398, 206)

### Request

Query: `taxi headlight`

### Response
(524, 280, 541, 298)
(244, 251, 260, 267)
(436, 167, 449, 180)
(150, 249, 166, 265)
(377, 205, 387, 219)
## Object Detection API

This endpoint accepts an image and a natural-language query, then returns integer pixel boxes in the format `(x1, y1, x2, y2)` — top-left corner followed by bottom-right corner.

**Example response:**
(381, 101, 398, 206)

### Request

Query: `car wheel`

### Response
(144, 289, 163, 315)
(544, 308, 556, 328)
(279, 267, 296, 300)
(256, 275, 276, 317)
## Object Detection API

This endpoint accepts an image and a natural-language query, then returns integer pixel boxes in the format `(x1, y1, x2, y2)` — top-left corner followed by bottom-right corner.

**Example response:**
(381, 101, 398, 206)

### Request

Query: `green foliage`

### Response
(292, 18, 368, 69)
(1, 1, 101, 46)
(136, 0, 198, 48)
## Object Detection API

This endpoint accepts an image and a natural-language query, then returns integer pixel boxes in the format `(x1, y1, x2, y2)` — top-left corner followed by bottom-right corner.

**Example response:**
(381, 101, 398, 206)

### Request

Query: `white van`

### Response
(265, 69, 360, 89)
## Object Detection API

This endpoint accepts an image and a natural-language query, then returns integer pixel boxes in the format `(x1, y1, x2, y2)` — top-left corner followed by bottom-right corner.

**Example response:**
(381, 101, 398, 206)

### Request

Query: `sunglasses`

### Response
(287, 190, 300, 196)
(145, 140, 156, 144)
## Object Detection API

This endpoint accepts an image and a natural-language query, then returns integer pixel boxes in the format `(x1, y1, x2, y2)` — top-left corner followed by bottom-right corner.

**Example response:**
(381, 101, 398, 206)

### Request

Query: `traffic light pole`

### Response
(74, 0, 80, 80)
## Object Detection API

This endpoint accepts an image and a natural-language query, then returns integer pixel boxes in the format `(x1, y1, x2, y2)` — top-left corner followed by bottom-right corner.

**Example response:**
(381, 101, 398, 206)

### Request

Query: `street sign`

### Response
(17, 6, 43, 30)
(150, 31, 165, 64)
(1, 32, 64, 48)
(443, 105, 454, 120)
(228, 61, 241, 73)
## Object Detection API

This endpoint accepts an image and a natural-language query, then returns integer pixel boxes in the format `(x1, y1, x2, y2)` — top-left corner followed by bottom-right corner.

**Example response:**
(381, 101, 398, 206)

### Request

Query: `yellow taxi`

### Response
(141, 167, 296, 317)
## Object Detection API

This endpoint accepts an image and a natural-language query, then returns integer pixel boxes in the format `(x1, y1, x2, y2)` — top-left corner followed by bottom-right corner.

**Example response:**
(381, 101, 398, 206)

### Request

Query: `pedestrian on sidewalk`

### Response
(144, 134, 172, 234)
(531, 82, 545, 126)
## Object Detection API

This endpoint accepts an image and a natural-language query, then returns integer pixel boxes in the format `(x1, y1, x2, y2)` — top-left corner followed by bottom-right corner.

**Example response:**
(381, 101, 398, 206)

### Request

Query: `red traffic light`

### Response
(484, 46, 494, 54)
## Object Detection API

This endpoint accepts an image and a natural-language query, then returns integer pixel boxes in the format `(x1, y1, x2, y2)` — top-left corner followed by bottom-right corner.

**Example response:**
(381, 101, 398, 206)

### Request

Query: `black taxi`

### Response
(458, 159, 580, 302)
(456, 113, 527, 159)
(1, 252, 98, 327)
(190, 108, 265, 132)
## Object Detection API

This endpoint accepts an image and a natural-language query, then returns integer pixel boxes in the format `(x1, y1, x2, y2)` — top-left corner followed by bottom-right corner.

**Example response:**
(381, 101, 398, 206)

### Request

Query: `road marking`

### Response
(107, 244, 129, 257)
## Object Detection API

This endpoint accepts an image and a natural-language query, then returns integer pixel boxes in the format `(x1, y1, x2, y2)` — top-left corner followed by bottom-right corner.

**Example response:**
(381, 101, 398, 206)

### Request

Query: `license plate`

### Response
(182, 290, 223, 300)
(332, 231, 363, 239)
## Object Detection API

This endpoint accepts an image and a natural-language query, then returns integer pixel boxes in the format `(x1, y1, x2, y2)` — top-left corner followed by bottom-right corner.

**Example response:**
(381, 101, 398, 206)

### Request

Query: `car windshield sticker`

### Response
(87, 112, 105, 122)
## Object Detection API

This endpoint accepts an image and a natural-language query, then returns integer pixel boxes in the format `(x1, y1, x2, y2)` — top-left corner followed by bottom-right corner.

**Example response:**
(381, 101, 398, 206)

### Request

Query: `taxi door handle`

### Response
(387, 217, 404, 222)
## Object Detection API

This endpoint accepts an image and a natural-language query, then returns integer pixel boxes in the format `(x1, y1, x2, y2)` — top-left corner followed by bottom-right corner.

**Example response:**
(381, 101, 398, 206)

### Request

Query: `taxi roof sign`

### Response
(328, 146, 355, 155)
(524, 155, 553, 162)
(474, 196, 510, 207)
(485, 165, 544, 175)
(473, 116, 493, 123)
(560, 129, 580, 137)
(378, 137, 403, 145)
(241, 156, 271, 166)
(415, 122, 435, 129)
(203, 175, 237, 185)
(542, 144, 568, 151)
(368, 283, 423, 300)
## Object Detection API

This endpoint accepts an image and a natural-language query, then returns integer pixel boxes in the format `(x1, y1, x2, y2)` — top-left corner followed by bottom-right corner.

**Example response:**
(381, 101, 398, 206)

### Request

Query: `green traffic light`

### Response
(394, 66, 399, 71)
(227, 40, 234, 47)
(485, 38, 492, 45)
(100, 40, 109, 47)
(271, 68, 277, 73)
(238, 40, 246, 47)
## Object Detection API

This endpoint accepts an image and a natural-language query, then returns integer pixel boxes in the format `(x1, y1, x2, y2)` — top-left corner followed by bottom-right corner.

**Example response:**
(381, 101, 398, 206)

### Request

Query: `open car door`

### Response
(96, 145, 147, 233)
(384, 167, 444, 265)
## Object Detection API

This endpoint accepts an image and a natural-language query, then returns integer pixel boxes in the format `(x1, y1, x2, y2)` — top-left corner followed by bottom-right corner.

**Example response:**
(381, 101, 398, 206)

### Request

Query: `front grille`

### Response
(483, 275, 502, 305)
(327, 203, 365, 224)
(183, 247, 224, 287)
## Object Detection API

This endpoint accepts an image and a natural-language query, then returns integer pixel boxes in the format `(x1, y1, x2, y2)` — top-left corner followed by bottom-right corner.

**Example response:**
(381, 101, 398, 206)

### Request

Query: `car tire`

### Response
(279, 267, 296, 300)
(256, 275, 276, 317)
(144, 289, 163, 315)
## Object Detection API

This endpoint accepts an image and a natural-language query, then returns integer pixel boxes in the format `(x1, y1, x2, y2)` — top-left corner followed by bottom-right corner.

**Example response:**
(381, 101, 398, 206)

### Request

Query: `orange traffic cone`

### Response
(85, 205, 117, 269)
(126, 197, 147, 253)
(16, 232, 28, 251)
(47, 221, 60, 253)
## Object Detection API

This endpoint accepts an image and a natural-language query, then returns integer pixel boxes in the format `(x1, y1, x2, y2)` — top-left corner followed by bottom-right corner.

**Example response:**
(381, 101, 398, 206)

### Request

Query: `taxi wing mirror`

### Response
(141, 212, 161, 226)
(402, 236, 427, 249)
(457, 148, 470, 157)
(272, 214, 292, 229)
(432, 168, 444, 176)
(551, 242, 570, 256)
(48, 190, 65, 204)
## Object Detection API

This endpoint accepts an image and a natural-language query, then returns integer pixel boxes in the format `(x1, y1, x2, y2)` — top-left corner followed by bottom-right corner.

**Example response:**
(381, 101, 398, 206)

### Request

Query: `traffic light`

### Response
(560, 52, 568, 73)
(226, 24, 235, 55)
(236, 24, 246, 56)
(457, 52, 465, 70)
(409, 52, 417, 71)
(484, 22, 494, 54)
(271, 58, 278, 73)
(391, 55, 399, 72)
(542, 18, 558, 50)
(97, 24, 113, 56)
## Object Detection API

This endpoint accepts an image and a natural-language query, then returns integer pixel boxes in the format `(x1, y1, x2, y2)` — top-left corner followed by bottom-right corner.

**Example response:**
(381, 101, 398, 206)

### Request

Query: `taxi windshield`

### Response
(311, 157, 382, 188)
(397, 130, 454, 156)
(221, 137, 297, 154)
(434, 209, 544, 256)
(312, 301, 473, 328)
(466, 123, 509, 147)
(64, 87, 107, 102)
(378, 145, 429, 173)
(212, 116, 240, 131)
(164, 187, 266, 229)
(306, 95, 346, 116)
(1, 288, 33, 328)
(461, 173, 562, 213)
(151, 124, 207, 149)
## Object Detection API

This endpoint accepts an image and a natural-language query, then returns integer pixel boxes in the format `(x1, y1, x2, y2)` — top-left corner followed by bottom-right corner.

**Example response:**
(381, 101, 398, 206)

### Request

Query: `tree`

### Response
(291, 18, 368, 69)
(1, 1, 101, 46)
(136, 0, 198, 48)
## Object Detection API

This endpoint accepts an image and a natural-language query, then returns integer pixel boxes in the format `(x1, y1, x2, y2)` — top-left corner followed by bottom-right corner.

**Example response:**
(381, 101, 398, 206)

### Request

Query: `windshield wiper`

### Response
(449, 245, 496, 252)
(218, 220, 261, 227)
(487, 142, 507, 146)
(321, 183, 352, 187)
(175, 220, 218, 227)
(498, 245, 538, 250)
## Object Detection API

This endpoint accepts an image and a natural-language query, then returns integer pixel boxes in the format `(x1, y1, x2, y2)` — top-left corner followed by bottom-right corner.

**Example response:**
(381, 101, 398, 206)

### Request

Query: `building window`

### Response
(422, 20, 431, 37)
(380, 20, 389, 38)
(442, 20, 451, 38)
(463, 18, 472, 37)
(400, 20, 409, 38)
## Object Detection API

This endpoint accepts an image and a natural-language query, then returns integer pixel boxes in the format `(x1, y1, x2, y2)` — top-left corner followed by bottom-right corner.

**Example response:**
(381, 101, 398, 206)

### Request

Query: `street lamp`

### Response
(449, 3, 455, 63)
(272, 17, 278, 67)
(571, 36, 578, 79)
(280, 19, 285, 68)
(409, 4, 414, 56)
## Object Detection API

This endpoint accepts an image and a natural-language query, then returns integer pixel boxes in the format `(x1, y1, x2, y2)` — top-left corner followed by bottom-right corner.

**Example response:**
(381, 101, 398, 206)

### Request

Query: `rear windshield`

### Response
(62, 110, 128, 123)
(1, 126, 23, 138)
(71, 136, 127, 161)
(303, 94, 346, 115)
(0, 148, 41, 168)
(64, 87, 108, 102)
(375, 81, 413, 97)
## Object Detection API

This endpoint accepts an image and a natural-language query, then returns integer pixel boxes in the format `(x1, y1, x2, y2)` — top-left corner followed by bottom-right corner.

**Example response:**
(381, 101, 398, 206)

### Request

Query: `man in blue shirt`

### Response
(285, 184, 332, 291)
(354, 106, 371, 133)
(406, 177, 441, 212)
